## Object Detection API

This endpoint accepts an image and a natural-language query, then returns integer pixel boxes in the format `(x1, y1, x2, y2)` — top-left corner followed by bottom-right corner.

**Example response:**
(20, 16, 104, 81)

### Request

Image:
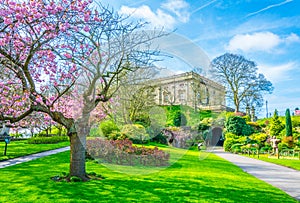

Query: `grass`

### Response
(242, 153, 300, 171)
(0, 140, 70, 161)
(0, 146, 298, 202)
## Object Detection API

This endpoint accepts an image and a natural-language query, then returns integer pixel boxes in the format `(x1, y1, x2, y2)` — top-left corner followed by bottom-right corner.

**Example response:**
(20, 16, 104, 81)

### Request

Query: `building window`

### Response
(163, 92, 169, 103)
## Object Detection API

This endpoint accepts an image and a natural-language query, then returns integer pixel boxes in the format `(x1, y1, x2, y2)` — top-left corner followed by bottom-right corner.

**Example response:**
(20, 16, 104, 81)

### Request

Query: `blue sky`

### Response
(100, 0, 300, 118)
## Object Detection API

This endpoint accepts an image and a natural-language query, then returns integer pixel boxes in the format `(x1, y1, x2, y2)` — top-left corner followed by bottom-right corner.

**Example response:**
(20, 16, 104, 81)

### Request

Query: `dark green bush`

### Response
(27, 136, 69, 144)
(150, 132, 168, 145)
(173, 111, 187, 127)
(225, 116, 253, 136)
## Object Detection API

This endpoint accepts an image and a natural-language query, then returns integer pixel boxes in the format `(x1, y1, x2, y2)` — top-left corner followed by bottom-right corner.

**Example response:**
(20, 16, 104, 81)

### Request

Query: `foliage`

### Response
(270, 109, 284, 136)
(281, 136, 294, 148)
(225, 116, 253, 136)
(27, 136, 69, 144)
(160, 105, 215, 127)
(249, 133, 268, 147)
(121, 124, 150, 144)
(86, 138, 170, 166)
(0, 0, 164, 179)
(173, 111, 187, 127)
(223, 132, 247, 152)
(150, 132, 168, 145)
(292, 116, 300, 127)
(285, 109, 293, 137)
(107, 131, 128, 140)
(211, 53, 273, 112)
(247, 122, 262, 133)
(99, 120, 120, 137)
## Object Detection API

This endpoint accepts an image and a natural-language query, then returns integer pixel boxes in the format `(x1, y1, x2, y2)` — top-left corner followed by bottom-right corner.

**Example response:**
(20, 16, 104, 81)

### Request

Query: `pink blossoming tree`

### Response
(0, 0, 162, 180)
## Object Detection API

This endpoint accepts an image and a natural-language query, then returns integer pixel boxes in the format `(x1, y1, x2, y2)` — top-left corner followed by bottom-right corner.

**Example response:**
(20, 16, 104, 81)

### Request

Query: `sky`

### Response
(99, 0, 300, 118)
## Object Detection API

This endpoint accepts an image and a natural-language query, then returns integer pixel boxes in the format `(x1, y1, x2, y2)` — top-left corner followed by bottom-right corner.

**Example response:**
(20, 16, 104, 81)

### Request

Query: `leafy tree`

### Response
(285, 108, 293, 137)
(270, 109, 284, 136)
(211, 53, 273, 112)
(0, 1, 163, 180)
(225, 116, 253, 136)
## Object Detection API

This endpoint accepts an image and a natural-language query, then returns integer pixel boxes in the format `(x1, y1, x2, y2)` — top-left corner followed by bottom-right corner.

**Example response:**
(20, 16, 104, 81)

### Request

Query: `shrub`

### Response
(249, 133, 268, 147)
(108, 131, 128, 140)
(247, 122, 262, 132)
(278, 142, 289, 151)
(99, 120, 119, 137)
(150, 132, 168, 145)
(121, 124, 150, 144)
(281, 136, 294, 148)
(86, 138, 170, 166)
(225, 116, 253, 136)
(173, 111, 187, 127)
(223, 132, 247, 152)
(27, 136, 69, 144)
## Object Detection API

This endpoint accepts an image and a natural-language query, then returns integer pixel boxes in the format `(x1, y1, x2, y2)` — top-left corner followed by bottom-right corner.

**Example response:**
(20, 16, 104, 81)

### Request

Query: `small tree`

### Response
(270, 109, 284, 136)
(225, 116, 253, 136)
(285, 108, 293, 137)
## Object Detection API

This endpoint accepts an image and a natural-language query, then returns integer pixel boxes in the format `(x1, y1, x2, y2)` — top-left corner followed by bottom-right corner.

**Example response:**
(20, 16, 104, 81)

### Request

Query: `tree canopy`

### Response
(211, 53, 273, 112)
(0, 0, 163, 180)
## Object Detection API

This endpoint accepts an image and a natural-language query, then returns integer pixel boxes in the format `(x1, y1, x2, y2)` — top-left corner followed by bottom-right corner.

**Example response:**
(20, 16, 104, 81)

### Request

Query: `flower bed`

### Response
(86, 138, 170, 166)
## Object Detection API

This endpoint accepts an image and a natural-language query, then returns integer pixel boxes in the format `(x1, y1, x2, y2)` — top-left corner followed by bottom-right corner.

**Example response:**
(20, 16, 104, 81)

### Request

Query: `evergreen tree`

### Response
(225, 116, 253, 136)
(270, 109, 284, 136)
(285, 108, 293, 137)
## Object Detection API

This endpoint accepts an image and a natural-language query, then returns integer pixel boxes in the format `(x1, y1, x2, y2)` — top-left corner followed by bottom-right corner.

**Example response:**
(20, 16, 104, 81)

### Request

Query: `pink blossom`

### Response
(64, 53, 72, 59)
(83, 25, 90, 32)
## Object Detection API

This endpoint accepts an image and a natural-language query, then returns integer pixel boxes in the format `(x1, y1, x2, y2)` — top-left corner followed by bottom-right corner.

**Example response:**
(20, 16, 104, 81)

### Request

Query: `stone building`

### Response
(151, 72, 226, 111)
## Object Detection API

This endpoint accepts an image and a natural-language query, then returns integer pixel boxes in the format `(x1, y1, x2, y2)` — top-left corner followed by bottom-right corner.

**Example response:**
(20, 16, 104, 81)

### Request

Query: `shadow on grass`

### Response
(0, 151, 297, 203)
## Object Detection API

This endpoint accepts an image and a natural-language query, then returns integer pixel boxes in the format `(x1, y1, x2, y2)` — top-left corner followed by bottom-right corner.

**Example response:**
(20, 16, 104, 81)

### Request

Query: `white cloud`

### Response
(226, 32, 300, 53)
(257, 62, 296, 83)
(119, 5, 176, 30)
(118, 0, 191, 30)
(226, 32, 281, 52)
(161, 0, 190, 23)
(285, 33, 300, 44)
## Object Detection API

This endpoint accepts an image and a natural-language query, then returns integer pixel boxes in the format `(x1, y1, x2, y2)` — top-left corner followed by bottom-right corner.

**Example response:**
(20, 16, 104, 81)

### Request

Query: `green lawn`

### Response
(0, 140, 69, 161)
(243, 153, 300, 171)
(0, 146, 297, 202)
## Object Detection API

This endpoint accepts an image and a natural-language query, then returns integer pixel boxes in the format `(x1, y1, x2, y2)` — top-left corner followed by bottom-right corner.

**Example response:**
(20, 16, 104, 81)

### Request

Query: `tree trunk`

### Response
(69, 119, 90, 181)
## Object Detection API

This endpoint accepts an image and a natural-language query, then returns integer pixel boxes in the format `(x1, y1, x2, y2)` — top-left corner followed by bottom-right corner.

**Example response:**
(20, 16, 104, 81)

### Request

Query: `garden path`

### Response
(0, 146, 70, 169)
(213, 148, 300, 201)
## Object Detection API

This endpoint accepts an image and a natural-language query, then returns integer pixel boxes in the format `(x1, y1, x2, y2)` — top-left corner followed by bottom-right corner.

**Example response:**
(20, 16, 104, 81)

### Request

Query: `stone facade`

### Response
(151, 72, 226, 111)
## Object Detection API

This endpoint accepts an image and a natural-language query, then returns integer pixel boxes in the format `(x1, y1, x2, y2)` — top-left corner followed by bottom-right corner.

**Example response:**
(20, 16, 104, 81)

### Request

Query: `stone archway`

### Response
(211, 127, 223, 146)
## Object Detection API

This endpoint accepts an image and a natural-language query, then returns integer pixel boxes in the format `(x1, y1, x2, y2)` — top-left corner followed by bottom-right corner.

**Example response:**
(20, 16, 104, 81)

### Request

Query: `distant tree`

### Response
(270, 109, 284, 136)
(211, 53, 273, 112)
(285, 108, 293, 137)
